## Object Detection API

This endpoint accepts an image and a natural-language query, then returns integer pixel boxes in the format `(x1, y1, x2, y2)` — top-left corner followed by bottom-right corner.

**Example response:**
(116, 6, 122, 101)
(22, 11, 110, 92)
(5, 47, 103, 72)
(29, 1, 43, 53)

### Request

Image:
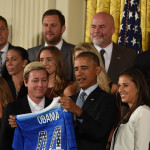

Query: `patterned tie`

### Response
(76, 92, 86, 108)
(0, 51, 3, 76)
(100, 49, 105, 66)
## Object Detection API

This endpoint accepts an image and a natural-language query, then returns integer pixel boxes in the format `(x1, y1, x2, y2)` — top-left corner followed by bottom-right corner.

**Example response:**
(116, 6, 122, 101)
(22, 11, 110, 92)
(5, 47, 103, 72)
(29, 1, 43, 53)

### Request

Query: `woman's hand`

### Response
(8, 115, 18, 128)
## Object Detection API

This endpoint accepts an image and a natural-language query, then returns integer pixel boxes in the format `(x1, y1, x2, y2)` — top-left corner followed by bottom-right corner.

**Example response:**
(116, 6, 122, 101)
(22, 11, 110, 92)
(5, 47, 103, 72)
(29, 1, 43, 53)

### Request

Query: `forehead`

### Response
(7, 49, 20, 56)
(42, 15, 60, 23)
(92, 14, 112, 26)
(40, 50, 53, 57)
(28, 69, 47, 79)
(74, 57, 95, 67)
(0, 20, 7, 27)
(119, 75, 133, 83)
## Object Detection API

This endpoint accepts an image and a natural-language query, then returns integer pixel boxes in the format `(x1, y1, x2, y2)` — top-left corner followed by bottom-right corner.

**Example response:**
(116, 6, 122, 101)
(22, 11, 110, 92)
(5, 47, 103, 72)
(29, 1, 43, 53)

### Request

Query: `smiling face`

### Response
(39, 50, 56, 76)
(74, 57, 101, 90)
(6, 49, 27, 76)
(24, 69, 48, 104)
(0, 20, 9, 49)
(42, 15, 66, 45)
(90, 12, 115, 48)
(118, 75, 138, 108)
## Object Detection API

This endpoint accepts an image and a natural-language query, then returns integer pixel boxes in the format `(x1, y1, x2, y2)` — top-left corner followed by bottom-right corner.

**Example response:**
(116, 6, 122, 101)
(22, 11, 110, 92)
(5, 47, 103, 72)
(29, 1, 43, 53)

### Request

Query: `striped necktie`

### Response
(76, 92, 86, 108)
(0, 51, 3, 76)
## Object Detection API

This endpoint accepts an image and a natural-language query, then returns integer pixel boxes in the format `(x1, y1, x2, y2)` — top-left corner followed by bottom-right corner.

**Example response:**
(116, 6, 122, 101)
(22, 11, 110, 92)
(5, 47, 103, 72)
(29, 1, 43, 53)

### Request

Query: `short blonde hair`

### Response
(24, 61, 48, 82)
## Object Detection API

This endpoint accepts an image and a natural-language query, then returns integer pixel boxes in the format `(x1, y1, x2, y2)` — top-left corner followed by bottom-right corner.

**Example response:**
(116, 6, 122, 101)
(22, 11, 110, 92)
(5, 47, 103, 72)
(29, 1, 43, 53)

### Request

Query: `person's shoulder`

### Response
(137, 50, 150, 58)
(113, 43, 136, 55)
(93, 86, 115, 99)
(62, 40, 75, 49)
(27, 44, 44, 52)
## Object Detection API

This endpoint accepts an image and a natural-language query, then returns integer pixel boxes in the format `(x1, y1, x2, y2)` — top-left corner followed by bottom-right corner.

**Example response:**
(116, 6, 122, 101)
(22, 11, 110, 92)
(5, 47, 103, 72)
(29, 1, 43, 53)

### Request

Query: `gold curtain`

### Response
(85, 0, 150, 51)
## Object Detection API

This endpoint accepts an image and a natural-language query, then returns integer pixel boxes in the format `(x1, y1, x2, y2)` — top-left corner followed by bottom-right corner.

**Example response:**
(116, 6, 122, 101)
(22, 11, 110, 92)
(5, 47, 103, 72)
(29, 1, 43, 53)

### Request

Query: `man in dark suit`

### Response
(28, 9, 74, 81)
(0, 62, 52, 150)
(59, 52, 117, 150)
(90, 12, 136, 83)
(0, 16, 13, 77)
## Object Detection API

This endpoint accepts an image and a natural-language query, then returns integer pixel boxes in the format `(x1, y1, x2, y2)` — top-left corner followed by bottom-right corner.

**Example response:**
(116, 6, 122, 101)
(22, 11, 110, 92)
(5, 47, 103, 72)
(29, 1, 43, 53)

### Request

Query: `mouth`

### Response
(7, 68, 14, 72)
(120, 93, 127, 99)
(77, 78, 86, 83)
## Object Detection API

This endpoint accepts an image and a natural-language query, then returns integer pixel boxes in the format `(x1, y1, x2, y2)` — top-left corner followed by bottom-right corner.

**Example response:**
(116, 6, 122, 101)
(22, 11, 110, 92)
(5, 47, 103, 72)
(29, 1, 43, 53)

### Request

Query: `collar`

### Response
(27, 95, 45, 113)
(44, 39, 63, 50)
(1, 43, 9, 53)
(94, 42, 113, 55)
(80, 83, 98, 97)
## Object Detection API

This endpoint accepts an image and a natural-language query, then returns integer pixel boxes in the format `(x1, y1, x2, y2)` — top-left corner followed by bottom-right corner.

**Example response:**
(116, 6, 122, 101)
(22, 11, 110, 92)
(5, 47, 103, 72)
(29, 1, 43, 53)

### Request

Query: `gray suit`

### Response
(27, 40, 75, 81)
(107, 43, 136, 83)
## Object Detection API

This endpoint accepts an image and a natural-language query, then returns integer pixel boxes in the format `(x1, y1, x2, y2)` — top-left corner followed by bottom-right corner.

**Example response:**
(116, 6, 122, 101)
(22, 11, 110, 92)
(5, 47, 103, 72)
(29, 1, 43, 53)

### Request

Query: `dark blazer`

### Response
(107, 43, 136, 83)
(27, 40, 75, 81)
(71, 86, 117, 150)
(6, 79, 28, 101)
(134, 50, 150, 70)
(0, 96, 52, 150)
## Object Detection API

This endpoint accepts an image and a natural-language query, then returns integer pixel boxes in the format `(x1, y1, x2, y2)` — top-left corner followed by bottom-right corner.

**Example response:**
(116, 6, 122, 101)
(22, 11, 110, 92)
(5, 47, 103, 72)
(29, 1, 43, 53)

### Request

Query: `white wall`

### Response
(0, 0, 86, 49)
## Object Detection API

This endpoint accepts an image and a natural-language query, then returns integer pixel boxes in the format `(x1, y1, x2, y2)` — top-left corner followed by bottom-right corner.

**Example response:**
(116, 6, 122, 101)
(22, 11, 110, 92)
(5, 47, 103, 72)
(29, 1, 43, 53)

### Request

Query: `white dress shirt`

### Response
(77, 83, 99, 102)
(94, 42, 113, 72)
(27, 95, 45, 113)
(45, 39, 63, 50)
(0, 42, 9, 68)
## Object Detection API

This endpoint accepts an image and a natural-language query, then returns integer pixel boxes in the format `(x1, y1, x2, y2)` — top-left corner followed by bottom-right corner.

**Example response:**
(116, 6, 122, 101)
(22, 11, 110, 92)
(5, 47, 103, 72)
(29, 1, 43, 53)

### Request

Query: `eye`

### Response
(47, 58, 52, 61)
(40, 58, 44, 62)
(33, 80, 38, 83)
(74, 67, 78, 71)
(51, 24, 57, 27)
(124, 84, 128, 87)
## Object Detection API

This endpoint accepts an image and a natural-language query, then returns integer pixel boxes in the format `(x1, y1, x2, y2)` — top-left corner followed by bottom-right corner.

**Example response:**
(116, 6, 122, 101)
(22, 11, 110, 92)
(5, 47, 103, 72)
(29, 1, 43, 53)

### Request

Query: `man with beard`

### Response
(28, 9, 74, 81)
(90, 12, 136, 83)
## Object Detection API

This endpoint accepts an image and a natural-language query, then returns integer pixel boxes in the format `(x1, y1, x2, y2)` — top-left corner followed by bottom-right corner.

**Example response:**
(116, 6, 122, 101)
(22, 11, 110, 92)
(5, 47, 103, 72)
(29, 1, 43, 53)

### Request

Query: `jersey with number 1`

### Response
(12, 97, 77, 150)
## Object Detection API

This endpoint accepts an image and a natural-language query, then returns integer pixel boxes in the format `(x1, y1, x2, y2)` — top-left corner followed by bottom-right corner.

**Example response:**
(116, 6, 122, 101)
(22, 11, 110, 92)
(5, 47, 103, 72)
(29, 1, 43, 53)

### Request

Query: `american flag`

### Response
(118, 0, 142, 53)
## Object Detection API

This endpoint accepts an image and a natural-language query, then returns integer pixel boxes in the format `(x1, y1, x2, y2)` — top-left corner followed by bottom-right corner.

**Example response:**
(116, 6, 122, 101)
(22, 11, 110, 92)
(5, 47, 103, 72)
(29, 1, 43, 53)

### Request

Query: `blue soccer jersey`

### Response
(12, 97, 77, 150)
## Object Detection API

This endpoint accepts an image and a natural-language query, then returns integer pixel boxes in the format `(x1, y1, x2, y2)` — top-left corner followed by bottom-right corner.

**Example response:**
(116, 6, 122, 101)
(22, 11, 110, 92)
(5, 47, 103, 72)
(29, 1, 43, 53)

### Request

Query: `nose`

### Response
(118, 85, 123, 93)
(6, 60, 12, 66)
(75, 68, 82, 77)
(38, 80, 43, 88)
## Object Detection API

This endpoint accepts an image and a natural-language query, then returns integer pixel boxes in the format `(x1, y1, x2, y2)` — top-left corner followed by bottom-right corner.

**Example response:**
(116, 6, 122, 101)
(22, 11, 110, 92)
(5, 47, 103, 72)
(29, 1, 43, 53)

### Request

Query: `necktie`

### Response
(76, 92, 86, 108)
(100, 49, 105, 66)
(0, 51, 3, 76)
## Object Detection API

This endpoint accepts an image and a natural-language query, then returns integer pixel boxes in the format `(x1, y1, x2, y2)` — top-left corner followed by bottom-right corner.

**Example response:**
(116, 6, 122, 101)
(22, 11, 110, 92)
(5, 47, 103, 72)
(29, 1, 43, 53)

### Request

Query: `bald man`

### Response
(90, 12, 136, 83)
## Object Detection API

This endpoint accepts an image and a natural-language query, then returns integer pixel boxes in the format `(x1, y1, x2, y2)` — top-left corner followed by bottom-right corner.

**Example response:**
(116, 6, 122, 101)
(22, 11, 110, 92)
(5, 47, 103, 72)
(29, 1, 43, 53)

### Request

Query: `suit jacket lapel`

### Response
(82, 87, 102, 111)
(107, 43, 121, 78)
(44, 96, 52, 108)
(20, 96, 32, 113)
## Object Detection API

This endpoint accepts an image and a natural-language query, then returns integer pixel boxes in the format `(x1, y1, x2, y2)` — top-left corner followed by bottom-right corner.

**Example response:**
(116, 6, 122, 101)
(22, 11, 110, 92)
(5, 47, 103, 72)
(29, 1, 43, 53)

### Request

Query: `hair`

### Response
(74, 42, 110, 93)
(24, 61, 49, 82)
(117, 67, 150, 124)
(0, 16, 8, 28)
(35, 46, 68, 97)
(8, 46, 29, 61)
(42, 9, 65, 26)
(76, 51, 100, 66)
(0, 77, 13, 109)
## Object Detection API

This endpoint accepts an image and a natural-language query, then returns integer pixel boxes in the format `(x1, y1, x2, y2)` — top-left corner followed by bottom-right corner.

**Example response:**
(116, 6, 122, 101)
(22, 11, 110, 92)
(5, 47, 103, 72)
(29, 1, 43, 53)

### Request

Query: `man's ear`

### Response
(96, 66, 101, 75)
(24, 79, 28, 87)
(61, 25, 66, 34)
